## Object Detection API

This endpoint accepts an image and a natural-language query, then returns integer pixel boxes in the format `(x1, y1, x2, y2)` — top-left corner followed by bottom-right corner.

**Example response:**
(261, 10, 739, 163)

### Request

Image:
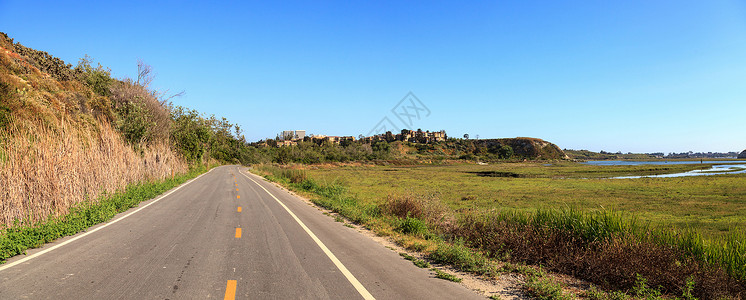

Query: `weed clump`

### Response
(433, 268, 462, 282)
(523, 274, 574, 300)
(397, 216, 430, 236)
(427, 240, 496, 276)
(385, 191, 454, 232)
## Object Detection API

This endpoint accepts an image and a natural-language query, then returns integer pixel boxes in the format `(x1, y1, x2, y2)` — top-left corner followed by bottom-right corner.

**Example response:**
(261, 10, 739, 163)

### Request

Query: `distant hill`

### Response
(474, 137, 567, 160)
(739, 150, 746, 159)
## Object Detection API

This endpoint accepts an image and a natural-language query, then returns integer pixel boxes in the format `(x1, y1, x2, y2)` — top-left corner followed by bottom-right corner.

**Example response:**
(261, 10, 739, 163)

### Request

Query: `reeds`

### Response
(454, 208, 746, 299)
(0, 116, 186, 227)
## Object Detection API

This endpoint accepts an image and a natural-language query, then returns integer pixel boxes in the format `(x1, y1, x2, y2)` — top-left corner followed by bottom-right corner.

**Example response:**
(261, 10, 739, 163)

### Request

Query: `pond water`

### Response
(612, 164, 746, 179)
(581, 160, 746, 178)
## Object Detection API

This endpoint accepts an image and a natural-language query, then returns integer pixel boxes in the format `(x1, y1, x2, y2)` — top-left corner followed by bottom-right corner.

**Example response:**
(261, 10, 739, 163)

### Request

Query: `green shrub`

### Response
(115, 101, 153, 145)
(498, 145, 514, 159)
(75, 55, 112, 97)
(0, 103, 10, 130)
(170, 106, 212, 163)
(398, 216, 429, 236)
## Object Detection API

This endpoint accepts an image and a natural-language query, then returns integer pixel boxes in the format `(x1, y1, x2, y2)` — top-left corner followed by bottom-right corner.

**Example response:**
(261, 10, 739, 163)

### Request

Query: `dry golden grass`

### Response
(1, 37, 189, 227)
(0, 116, 186, 227)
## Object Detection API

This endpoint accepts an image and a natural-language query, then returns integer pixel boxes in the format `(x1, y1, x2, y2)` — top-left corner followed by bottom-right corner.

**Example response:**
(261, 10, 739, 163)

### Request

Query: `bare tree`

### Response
(136, 59, 154, 88)
(136, 59, 184, 107)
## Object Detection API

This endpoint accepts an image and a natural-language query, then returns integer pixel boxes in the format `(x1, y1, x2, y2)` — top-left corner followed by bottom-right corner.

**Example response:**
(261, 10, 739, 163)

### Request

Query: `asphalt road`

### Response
(0, 165, 483, 299)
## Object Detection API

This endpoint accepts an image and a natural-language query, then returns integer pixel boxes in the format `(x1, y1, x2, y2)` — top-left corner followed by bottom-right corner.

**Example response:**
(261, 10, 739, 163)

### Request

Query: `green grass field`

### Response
(257, 161, 746, 298)
(305, 161, 746, 238)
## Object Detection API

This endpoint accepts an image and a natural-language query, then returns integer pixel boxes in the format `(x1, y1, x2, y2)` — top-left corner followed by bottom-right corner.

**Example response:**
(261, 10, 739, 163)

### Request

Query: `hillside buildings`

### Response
(265, 129, 447, 147)
(270, 130, 356, 147)
(312, 135, 355, 144)
(364, 129, 447, 144)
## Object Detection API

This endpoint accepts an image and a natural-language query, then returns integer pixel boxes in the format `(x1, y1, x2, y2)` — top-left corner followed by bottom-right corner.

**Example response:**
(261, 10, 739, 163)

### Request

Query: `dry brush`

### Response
(0, 115, 186, 227)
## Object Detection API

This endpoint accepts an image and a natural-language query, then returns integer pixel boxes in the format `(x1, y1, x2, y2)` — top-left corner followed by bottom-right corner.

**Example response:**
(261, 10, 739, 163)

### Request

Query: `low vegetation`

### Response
(253, 163, 746, 299)
(523, 274, 574, 300)
(305, 163, 745, 238)
(433, 268, 462, 282)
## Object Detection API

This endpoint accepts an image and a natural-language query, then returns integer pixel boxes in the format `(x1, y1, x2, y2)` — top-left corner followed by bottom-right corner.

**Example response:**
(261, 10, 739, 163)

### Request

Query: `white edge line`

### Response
(0, 168, 214, 272)
(239, 169, 376, 300)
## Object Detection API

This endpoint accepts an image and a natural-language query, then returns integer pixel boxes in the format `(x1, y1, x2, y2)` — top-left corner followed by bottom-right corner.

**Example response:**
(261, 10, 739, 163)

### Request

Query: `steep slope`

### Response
(0, 33, 186, 226)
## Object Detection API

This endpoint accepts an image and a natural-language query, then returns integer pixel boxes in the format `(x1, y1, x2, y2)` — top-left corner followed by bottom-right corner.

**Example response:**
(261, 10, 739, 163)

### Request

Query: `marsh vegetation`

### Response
(254, 161, 746, 299)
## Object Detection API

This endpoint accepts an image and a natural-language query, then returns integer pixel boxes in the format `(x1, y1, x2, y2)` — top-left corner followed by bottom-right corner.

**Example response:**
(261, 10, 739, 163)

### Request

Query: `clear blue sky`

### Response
(2, 1, 745, 153)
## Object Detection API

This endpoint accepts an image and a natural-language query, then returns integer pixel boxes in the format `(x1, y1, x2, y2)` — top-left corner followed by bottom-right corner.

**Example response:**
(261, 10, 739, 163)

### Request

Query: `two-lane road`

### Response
(0, 166, 483, 299)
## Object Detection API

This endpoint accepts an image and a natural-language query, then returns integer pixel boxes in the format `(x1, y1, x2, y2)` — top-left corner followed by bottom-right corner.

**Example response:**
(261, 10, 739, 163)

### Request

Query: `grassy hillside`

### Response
(0, 32, 252, 227)
(0, 33, 172, 226)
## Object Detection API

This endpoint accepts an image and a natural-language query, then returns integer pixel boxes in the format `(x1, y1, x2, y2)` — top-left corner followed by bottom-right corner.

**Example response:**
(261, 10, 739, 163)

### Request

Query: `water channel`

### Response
(582, 160, 746, 178)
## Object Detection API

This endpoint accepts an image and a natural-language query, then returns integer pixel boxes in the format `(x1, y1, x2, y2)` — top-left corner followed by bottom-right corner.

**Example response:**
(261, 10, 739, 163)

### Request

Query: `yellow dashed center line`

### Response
(227, 170, 241, 299)
(224, 280, 237, 300)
